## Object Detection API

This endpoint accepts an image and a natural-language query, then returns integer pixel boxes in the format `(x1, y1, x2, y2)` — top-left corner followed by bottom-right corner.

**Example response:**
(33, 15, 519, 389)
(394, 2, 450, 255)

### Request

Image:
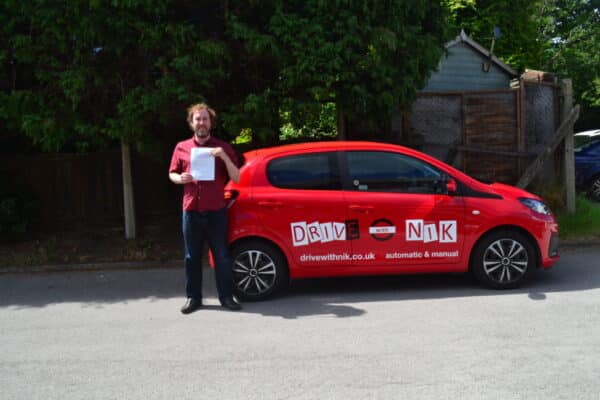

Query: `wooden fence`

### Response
(0, 150, 180, 230)
(404, 79, 560, 184)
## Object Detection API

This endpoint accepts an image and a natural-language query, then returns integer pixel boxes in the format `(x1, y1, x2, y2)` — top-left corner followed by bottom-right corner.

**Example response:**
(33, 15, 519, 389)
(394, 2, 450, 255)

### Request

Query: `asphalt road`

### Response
(1, 246, 599, 400)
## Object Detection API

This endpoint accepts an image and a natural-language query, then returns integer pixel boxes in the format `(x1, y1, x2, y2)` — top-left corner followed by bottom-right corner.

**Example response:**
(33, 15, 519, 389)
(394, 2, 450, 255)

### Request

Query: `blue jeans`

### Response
(182, 208, 233, 302)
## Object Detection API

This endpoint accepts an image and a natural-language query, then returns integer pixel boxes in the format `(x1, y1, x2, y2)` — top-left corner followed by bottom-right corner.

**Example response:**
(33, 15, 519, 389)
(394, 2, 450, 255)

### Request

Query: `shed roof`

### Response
(446, 30, 518, 77)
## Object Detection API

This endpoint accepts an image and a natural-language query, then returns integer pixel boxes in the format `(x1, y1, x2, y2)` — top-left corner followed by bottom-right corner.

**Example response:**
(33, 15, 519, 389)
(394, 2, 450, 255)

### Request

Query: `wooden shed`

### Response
(421, 29, 518, 92)
(396, 31, 560, 185)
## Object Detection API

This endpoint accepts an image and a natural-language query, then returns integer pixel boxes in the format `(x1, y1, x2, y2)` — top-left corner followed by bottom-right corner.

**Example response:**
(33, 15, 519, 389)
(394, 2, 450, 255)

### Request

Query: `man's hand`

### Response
(170, 172, 194, 184)
(211, 146, 240, 183)
(210, 147, 227, 160)
(179, 172, 194, 184)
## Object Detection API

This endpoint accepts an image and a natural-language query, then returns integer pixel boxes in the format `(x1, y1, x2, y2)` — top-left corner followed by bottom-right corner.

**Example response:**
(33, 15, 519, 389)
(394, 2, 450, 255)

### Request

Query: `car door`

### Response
(342, 150, 466, 267)
(253, 151, 354, 268)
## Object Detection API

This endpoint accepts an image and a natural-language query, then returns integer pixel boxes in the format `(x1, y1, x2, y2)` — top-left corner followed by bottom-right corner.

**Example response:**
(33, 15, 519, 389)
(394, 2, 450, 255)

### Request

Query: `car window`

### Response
(267, 152, 340, 190)
(585, 140, 600, 155)
(575, 137, 600, 152)
(346, 151, 444, 194)
(574, 137, 590, 150)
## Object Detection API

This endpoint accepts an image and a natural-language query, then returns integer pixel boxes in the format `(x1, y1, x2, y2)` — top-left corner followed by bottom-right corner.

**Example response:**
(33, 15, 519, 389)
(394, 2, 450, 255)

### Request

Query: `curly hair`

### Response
(187, 103, 217, 126)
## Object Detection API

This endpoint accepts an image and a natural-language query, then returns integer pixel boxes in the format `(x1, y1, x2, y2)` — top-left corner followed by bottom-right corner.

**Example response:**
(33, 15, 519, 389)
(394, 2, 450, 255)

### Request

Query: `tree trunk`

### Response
(121, 139, 137, 239)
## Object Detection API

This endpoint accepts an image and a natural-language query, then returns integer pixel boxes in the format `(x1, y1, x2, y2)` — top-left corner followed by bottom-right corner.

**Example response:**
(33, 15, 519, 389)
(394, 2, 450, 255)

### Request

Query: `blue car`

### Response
(575, 130, 600, 201)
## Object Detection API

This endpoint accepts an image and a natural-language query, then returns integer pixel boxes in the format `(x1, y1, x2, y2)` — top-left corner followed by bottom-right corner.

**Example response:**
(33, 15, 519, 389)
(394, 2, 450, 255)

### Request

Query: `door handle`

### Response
(258, 201, 283, 208)
(348, 204, 374, 213)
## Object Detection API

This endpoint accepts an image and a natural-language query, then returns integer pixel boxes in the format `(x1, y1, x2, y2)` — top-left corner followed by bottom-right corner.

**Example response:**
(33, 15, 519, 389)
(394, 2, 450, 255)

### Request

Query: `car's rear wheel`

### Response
(231, 240, 289, 301)
(587, 175, 600, 202)
(471, 230, 536, 289)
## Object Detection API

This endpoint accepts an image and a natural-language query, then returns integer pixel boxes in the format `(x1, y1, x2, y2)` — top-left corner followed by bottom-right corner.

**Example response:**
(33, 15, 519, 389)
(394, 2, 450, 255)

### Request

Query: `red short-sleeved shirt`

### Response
(169, 136, 238, 211)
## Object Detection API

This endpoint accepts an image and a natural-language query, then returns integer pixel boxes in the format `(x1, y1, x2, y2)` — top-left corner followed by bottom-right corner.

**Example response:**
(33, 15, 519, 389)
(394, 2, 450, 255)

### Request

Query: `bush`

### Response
(557, 196, 600, 239)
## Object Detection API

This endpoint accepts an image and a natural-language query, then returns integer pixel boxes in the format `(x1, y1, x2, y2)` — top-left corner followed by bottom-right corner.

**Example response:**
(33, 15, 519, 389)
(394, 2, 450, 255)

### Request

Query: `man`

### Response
(169, 103, 241, 313)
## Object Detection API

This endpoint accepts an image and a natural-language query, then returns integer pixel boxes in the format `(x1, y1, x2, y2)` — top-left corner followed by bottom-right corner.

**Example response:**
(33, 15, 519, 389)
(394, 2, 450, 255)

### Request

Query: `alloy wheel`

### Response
(482, 238, 529, 284)
(233, 249, 277, 296)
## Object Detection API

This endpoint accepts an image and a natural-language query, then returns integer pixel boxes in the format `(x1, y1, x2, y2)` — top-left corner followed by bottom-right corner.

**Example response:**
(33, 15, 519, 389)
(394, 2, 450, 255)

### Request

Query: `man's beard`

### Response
(195, 128, 210, 139)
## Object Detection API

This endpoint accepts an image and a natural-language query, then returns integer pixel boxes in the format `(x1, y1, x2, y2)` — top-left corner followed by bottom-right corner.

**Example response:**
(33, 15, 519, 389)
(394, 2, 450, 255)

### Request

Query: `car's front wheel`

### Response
(471, 230, 536, 289)
(230, 240, 289, 301)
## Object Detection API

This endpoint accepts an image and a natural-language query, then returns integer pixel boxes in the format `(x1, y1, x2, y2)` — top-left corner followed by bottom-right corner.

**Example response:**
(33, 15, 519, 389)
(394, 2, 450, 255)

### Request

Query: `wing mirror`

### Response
(445, 177, 458, 195)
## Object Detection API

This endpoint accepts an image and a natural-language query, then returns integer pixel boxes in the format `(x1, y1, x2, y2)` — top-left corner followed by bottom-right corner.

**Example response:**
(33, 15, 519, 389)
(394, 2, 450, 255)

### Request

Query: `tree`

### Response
(446, 0, 600, 129)
(1, 0, 452, 234)
(537, 0, 600, 129)
(224, 0, 450, 141)
(0, 0, 228, 238)
(1, 0, 451, 146)
(444, 0, 544, 71)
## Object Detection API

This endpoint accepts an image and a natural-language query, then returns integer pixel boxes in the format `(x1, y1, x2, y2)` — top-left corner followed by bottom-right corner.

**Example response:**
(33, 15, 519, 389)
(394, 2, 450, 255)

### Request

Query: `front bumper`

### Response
(540, 231, 560, 268)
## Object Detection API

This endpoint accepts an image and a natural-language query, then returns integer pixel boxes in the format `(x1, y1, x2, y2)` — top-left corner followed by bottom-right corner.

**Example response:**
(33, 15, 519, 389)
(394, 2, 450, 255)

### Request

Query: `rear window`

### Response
(266, 152, 340, 190)
(346, 151, 444, 194)
(575, 137, 600, 152)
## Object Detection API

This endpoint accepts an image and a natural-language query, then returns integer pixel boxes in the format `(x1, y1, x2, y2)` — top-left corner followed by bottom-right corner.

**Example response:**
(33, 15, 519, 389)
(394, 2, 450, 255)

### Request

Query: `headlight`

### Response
(519, 198, 552, 215)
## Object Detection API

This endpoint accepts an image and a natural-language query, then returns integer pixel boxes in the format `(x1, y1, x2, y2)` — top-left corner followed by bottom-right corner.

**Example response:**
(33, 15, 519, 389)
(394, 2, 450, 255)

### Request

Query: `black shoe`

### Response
(181, 298, 202, 314)
(220, 297, 242, 311)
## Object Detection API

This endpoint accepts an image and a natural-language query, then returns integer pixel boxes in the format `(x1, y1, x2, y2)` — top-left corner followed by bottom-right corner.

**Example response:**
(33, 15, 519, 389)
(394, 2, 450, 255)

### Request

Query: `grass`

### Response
(557, 196, 600, 239)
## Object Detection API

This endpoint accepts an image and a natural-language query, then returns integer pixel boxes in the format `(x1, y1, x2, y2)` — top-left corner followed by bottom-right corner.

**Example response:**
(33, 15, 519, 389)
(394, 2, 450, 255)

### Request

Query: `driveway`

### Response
(1, 246, 599, 400)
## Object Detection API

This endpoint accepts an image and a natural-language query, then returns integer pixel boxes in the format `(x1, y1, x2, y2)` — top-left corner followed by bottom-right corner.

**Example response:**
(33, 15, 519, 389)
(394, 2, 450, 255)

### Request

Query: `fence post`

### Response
(517, 78, 526, 178)
(561, 79, 576, 213)
(121, 139, 137, 239)
(517, 105, 579, 189)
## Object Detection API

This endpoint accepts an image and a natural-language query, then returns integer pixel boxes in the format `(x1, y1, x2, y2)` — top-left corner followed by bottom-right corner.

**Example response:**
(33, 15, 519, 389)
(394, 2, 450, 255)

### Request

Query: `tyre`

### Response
(587, 175, 600, 202)
(471, 230, 536, 289)
(230, 240, 289, 301)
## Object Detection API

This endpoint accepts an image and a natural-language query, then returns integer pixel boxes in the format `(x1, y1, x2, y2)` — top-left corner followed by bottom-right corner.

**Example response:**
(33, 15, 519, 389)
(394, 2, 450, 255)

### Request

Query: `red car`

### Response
(224, 141, 559, 300)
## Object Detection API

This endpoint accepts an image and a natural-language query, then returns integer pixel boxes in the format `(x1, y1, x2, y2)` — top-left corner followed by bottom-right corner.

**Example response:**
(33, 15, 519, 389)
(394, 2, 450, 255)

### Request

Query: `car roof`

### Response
(241, 140, 485, 189)
(244, 141, 419, 158)
(242, 141, 431, 166)
(574, 129, 600, 137)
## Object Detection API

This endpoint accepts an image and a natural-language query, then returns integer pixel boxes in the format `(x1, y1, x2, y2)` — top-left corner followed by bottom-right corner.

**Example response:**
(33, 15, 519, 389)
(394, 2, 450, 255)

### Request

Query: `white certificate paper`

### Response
(190, 148, 215, 181)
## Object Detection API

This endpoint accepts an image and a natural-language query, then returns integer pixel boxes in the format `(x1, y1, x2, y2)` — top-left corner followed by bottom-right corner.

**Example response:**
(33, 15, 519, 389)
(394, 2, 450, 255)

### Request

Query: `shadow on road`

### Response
(0, 268, 183, 310)
(0, 247, 597, 318)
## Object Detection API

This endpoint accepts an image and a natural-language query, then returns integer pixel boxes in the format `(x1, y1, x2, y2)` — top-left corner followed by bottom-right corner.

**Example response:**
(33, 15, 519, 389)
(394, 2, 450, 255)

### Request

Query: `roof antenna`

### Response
(483, 26, 501, 72)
